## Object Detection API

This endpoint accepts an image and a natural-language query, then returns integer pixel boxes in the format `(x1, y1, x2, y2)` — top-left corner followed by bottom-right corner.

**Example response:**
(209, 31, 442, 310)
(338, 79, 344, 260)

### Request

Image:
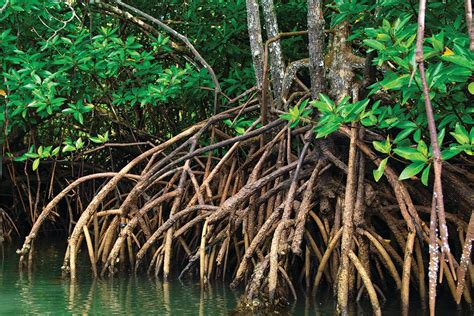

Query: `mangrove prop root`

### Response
(17, 103, 470, 313)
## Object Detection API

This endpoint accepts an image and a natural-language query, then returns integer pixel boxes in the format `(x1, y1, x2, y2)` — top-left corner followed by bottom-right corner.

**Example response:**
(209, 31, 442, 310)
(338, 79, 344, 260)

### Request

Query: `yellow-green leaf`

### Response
(373, 157, 388, 182)
(32, 158, 40, 171)
(468, 82, 474, 95)
(442, 47, 454, 56)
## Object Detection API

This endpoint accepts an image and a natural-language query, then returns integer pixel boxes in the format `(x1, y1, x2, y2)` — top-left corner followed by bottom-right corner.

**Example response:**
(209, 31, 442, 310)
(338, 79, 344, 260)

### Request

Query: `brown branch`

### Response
(415, 0, 452, 313)
(465, 0, 474, 51)
(261, 0, 285, 109)
(17, 172, 140, 259)
(115, 0, 221, 113)
(262, 31, 308, 123)
(93, 2, 187, 54)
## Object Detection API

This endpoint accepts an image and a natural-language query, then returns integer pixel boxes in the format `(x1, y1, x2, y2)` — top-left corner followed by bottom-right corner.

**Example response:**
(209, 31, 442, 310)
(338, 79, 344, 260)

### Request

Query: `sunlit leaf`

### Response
(442, 47, 454, 56)
(399, 161, 425, 180)
(32, 158, 40, 171)
(394, 146, 426, 161)
(373, 157, 388, 182)
(468, 82, 474, 95)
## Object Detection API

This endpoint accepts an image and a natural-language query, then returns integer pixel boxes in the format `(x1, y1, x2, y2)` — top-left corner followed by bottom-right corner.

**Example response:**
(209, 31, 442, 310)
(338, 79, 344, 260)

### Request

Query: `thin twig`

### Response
(0, 0, 9, 14)
(115, 0, 221, 113)
(415, 1, 452, 313)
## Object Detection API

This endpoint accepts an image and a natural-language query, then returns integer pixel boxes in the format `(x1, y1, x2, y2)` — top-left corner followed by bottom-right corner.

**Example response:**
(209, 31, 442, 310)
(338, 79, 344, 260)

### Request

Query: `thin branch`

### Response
(94, 2, 187, 54)
(0, 0, 9, 14)
(262, 31, 308, 124)
(114, 0, 221, 114)
(465, 0, 474, 51)
(415, 0, 452, 314)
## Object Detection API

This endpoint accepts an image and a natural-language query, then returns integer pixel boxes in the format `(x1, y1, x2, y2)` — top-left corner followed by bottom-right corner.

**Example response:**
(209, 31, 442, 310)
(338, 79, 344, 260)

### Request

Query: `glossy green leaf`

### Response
(421, 164, 431, 186)
(441, 147, 462, 160)
(399, 161, 425, 180)
(451, 123, 469, 144)
(364, 39, 385, 50)
(373, 157, 388, 182)
(393, 147, 426, 162)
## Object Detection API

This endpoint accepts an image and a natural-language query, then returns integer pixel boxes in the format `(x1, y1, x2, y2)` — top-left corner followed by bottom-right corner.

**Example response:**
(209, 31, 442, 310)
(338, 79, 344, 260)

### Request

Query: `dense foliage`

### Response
(1, 1, 473, 314)
(0, 1, 306, 161)
(280, 0, 473, 185)
(1, 0, 472, 186)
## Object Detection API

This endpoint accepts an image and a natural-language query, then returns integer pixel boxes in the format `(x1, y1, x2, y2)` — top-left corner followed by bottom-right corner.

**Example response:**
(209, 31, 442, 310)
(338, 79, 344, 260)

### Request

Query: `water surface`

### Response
(0, 241, 469, 315)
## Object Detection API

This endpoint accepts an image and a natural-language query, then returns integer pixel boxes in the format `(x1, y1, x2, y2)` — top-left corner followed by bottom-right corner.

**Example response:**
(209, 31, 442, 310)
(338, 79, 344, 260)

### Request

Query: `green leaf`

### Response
(437, 128, 446, 145)
(382, 75, 409, 90)
(289, 119, 300, 128)
(364, 39, 385, 50)
(399, 161, 425, 180)
(417, 140, 428, 157)
(62, 145, 76, 153)
(414, 130, 422, 142)
(373, 141, 387, 154)
(441, 147, 462, 160)
(393, 147, 426, 162)
(75, 138, 84, 149)
(14, 155, 28, 162)
(279, 113, 294, 121)
(451, 123, 469, 144)
(421, 164, 431, 186)
(360, 116, 376, 126)
(373, 157, 388, 182)
(11, 5, 25, 11)
(89, 137, 103, 144)
(393, 128, 416, 144)
(441, 55, 474, 70)
(313, 93, 335, 114)
(396, 121, 417, 129)
(376, 33, 391, 42)
(431, 33, 444, 52)
(314, 121, 341, 138)
(25, 152, 39, 159)
(373, 136, 391, 154)
(52, 147, 60, 156)
(32, 158, 40, 171)
(468, 82, 474, 95)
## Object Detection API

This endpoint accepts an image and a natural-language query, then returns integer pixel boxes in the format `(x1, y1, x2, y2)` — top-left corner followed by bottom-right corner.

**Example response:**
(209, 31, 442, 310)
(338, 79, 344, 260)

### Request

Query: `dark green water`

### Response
(0, 241, 470, 315)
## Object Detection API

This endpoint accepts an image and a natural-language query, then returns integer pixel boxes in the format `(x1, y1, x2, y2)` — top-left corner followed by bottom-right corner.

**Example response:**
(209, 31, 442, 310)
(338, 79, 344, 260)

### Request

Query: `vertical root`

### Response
(268, 219, 293, 302)
(348, 250, 382, 316)
(401, 231, 416, 316)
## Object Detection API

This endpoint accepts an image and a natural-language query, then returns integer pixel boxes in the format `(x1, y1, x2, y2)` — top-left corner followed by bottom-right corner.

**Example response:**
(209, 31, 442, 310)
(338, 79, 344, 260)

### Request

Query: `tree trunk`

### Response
(307, 0, 325, 99)
(261, 0, 285, 109)
(246, 0, 265, 90)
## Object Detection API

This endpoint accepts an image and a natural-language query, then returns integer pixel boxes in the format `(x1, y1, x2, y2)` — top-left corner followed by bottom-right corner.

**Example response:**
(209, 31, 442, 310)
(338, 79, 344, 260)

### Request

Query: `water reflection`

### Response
(0, 243, 470, 315)
(0, 243, 239, 315)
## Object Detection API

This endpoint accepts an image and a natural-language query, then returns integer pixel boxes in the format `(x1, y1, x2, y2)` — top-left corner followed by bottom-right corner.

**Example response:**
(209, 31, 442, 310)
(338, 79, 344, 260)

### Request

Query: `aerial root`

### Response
(17, 108, 473, 313)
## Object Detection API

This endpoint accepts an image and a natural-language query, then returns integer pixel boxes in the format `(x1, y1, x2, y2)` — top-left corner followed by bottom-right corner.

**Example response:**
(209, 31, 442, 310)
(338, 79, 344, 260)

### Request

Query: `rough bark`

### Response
(307, 0, 325, 98)
(261, 0, 285, 109)
(246, 0, 265, 90)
